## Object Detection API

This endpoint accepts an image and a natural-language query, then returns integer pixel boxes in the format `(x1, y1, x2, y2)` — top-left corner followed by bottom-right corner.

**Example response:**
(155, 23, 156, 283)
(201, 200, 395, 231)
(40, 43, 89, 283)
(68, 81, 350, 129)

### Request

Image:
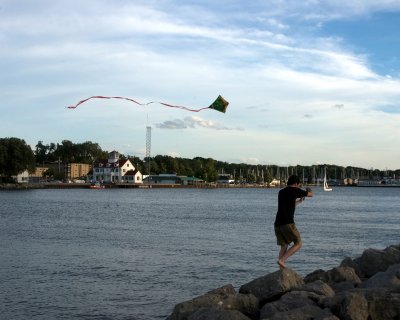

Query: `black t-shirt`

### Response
(274, 186, 308, 226)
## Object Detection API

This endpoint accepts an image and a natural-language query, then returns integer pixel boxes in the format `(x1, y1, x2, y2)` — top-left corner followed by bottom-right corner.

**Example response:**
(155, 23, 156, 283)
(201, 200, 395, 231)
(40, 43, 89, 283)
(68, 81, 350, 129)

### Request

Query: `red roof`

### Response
(124, 169, 139, 176)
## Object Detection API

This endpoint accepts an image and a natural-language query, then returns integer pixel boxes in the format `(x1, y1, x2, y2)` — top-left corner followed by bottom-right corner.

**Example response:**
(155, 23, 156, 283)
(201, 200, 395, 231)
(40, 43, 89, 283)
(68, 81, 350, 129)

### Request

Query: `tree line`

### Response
(1, 137, 399, 183)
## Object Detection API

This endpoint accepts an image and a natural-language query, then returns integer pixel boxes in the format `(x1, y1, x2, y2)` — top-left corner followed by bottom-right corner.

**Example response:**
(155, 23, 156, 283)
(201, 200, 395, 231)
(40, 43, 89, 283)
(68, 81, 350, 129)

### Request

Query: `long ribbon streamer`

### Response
(67, 95, 210, 112)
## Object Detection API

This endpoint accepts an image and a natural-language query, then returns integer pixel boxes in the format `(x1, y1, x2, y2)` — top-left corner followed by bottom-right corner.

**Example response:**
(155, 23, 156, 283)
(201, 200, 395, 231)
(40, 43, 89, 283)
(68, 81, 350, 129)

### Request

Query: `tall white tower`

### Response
(146, 126, 151, 176)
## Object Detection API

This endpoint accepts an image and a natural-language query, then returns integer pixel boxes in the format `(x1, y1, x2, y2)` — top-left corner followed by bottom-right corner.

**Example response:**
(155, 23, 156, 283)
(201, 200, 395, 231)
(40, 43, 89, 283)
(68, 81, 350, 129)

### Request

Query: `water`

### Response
(0, 187, 399, 319)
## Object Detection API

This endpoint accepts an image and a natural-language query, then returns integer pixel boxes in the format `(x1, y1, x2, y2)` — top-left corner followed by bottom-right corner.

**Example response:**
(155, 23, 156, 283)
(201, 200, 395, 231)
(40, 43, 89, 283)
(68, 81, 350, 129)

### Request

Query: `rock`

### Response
(303, 269, 325, 283)
(294, 280, 335, 297)
(239, 268, 304, 304)
(340, 257, 363, 278)
(207, 284, 237, 296)
(322, 288, 400, 320)
(260, 305, 334, 320)
(187, 308, 251, 320)
(167, 284, 259, 320)
(167, 244, 400, 320)
(313, 308, 341, 320)
(330, 281, 356, 293)
(361, 263, 400, 292)
(259, 291, 318, 319)
(337, 290, 369, 320)
(362, 289, 400, 319)
(351, 245, 400, 278)
(304, 266, 361, 286)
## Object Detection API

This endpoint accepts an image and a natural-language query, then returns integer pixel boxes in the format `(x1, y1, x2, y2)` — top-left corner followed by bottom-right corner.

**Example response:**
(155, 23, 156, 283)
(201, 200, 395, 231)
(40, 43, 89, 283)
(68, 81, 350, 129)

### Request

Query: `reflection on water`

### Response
(0, 187, 399, 319)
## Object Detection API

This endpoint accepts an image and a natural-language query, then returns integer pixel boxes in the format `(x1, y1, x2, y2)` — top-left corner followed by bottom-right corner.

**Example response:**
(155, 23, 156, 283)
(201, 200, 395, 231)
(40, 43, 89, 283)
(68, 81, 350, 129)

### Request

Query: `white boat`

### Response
(323, 169, 332, 192)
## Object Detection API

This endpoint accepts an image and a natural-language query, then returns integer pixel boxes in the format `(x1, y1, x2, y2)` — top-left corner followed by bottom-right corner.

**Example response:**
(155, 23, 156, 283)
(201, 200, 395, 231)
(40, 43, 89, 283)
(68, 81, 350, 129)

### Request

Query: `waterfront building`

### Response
(92, 151, 143, 184)
(65, 163, 91, 181)
(144, 173, 204, 186)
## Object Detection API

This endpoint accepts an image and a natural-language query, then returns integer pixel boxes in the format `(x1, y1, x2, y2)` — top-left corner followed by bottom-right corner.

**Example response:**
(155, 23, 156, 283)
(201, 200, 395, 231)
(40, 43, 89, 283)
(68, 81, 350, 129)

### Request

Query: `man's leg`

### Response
(278, 244, 288, 268)
(281, 241, 302, 264)
(279, 244, 288, 259)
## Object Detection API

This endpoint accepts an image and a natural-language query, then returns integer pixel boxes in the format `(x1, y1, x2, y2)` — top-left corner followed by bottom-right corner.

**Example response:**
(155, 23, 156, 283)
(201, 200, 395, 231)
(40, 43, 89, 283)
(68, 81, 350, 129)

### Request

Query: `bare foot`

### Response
(277, 260, 286, 268)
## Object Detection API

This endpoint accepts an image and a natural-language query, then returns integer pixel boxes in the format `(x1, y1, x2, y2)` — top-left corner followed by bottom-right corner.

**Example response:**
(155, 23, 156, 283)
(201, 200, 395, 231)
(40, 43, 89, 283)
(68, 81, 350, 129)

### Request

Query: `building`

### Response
(144, 173, 204, 185)
(216, 174, 234, 184)
(29, 163, 90, 182)
(65, 163, 92, 181)
(144, 173, 181, 185)
(92, 151, 142, 184)
(28, 167, 49, 182)
(13, 170, 29, 183)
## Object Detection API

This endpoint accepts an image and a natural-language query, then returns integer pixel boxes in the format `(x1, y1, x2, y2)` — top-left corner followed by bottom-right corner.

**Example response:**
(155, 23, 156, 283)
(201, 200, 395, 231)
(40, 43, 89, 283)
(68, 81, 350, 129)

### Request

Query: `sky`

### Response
(1, 0, 400, 170)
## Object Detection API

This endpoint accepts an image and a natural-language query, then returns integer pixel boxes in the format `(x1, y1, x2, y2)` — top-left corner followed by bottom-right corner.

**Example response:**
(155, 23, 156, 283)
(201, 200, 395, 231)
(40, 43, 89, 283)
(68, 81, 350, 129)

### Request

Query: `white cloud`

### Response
(1, 0, 400, 169)
(155, 116, 243, 131)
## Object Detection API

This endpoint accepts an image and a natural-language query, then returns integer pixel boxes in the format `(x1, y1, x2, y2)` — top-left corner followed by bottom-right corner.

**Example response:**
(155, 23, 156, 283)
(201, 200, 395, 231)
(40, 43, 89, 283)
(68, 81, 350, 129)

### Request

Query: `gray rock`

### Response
(363, 289, 400, 319)
(337, 290, 369, 320)
(239, 268, 304, 303)
(330, 281, 356, 293)
(322, 288, 400, 320)
(304, 266, 361, 286)
(361, 263, 400, 292)
(167, 284, 259, 320)
(259, 291, 318, 319)
(294, 280, 335, 297)
(206, 284, 237, 296)
(187, 308, 251, 320)
(260, 305, 330, 320)
(340, 257, 363, 278)
(353, 245, 400, 278)
(313, 308, 341, 320)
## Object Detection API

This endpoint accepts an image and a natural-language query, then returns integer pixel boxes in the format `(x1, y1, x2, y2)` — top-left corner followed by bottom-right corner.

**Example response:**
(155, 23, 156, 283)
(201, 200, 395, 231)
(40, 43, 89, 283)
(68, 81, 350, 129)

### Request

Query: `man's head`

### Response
(287, 175, 301, 186)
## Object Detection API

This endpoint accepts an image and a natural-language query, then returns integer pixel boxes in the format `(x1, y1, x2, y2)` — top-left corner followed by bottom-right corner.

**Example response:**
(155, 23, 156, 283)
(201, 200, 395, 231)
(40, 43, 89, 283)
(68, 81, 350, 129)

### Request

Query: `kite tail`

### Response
(67, 96, 144, 109)
(158, 102, 210, 112)
(67, 95, 228, 113)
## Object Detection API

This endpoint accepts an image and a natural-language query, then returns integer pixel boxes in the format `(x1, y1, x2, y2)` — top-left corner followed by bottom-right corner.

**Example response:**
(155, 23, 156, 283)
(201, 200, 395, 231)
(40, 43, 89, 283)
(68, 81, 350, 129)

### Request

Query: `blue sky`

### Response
(1, 0, 400, 169)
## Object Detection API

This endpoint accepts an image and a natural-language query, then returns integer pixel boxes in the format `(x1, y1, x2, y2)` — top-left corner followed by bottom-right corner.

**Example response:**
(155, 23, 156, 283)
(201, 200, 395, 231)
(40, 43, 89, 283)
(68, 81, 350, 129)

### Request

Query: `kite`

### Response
(67, 95, 229, 113)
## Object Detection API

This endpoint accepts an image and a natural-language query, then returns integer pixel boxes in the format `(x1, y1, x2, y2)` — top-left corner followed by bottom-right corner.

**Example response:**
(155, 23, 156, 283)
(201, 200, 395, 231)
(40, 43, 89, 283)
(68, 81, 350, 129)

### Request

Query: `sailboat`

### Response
(323, 169, 332, 192)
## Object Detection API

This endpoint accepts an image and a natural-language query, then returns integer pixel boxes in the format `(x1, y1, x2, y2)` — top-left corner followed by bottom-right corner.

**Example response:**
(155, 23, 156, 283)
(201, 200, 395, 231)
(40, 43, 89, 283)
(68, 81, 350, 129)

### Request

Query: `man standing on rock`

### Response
(274, 175, 313, 268)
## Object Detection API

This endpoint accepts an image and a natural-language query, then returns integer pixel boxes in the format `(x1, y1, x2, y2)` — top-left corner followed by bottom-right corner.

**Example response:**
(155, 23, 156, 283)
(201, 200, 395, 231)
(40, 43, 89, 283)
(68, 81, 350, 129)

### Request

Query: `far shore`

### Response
(2, 182, 400, 190)
(0, 182, 271, 190)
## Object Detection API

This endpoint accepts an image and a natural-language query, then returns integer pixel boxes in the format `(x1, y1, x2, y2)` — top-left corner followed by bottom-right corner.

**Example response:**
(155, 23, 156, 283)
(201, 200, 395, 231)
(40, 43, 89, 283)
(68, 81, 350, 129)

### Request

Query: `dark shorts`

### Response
(274, 223, 301, 245)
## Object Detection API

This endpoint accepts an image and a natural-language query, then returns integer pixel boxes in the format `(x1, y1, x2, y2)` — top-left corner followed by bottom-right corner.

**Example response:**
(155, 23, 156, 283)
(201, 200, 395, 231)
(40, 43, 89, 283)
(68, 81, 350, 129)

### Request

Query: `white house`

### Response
(13, 170, 29, 183)
(93, 151, 143, 184)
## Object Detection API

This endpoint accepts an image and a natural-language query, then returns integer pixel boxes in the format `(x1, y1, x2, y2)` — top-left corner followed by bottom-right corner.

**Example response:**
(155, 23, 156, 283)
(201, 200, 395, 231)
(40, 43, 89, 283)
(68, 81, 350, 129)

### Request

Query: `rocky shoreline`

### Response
(166, 244, 400, 320)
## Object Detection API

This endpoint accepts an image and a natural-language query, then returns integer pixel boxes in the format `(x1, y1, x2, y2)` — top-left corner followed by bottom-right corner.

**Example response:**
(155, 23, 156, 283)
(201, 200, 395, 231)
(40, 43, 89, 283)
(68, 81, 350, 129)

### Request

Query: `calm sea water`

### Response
(1, 187, 399, 319)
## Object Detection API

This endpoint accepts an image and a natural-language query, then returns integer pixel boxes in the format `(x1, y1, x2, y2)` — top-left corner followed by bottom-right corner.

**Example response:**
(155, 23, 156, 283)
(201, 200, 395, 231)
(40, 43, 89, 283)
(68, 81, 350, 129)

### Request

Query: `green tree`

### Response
(0, 137, 35, 181)
(54, 140, 75, 163)
(36, 140, 107, 164)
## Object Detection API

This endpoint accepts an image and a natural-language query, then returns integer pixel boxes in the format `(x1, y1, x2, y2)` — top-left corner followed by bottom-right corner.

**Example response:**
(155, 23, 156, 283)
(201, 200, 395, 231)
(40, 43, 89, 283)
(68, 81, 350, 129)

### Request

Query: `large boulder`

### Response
(341, 245, 400, 278)
(259, 291, 319, 319)
(293, 280, 335, 298)
(239, 268, 304, 304)
(187, 308, 251, 320)
(322, 288, 400, 320)
(360, 263, 400, 292)
(167, 284, 259, 320)
(304, 266, 361, 286)
(337, 290, 369, 320)
(260, 305, 338, 320)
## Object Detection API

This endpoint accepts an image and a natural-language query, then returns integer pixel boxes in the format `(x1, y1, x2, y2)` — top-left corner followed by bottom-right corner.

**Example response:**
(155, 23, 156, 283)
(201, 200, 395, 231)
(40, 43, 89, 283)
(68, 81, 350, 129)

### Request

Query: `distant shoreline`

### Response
(0, 183, 269, 190)
(2, 182, 400, 190)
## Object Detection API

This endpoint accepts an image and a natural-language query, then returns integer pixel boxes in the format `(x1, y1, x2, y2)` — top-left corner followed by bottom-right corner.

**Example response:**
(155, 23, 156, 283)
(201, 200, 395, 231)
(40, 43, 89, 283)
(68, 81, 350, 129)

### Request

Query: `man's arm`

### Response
(295, 198, 304, 206)
(306, 187, 313, 197)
